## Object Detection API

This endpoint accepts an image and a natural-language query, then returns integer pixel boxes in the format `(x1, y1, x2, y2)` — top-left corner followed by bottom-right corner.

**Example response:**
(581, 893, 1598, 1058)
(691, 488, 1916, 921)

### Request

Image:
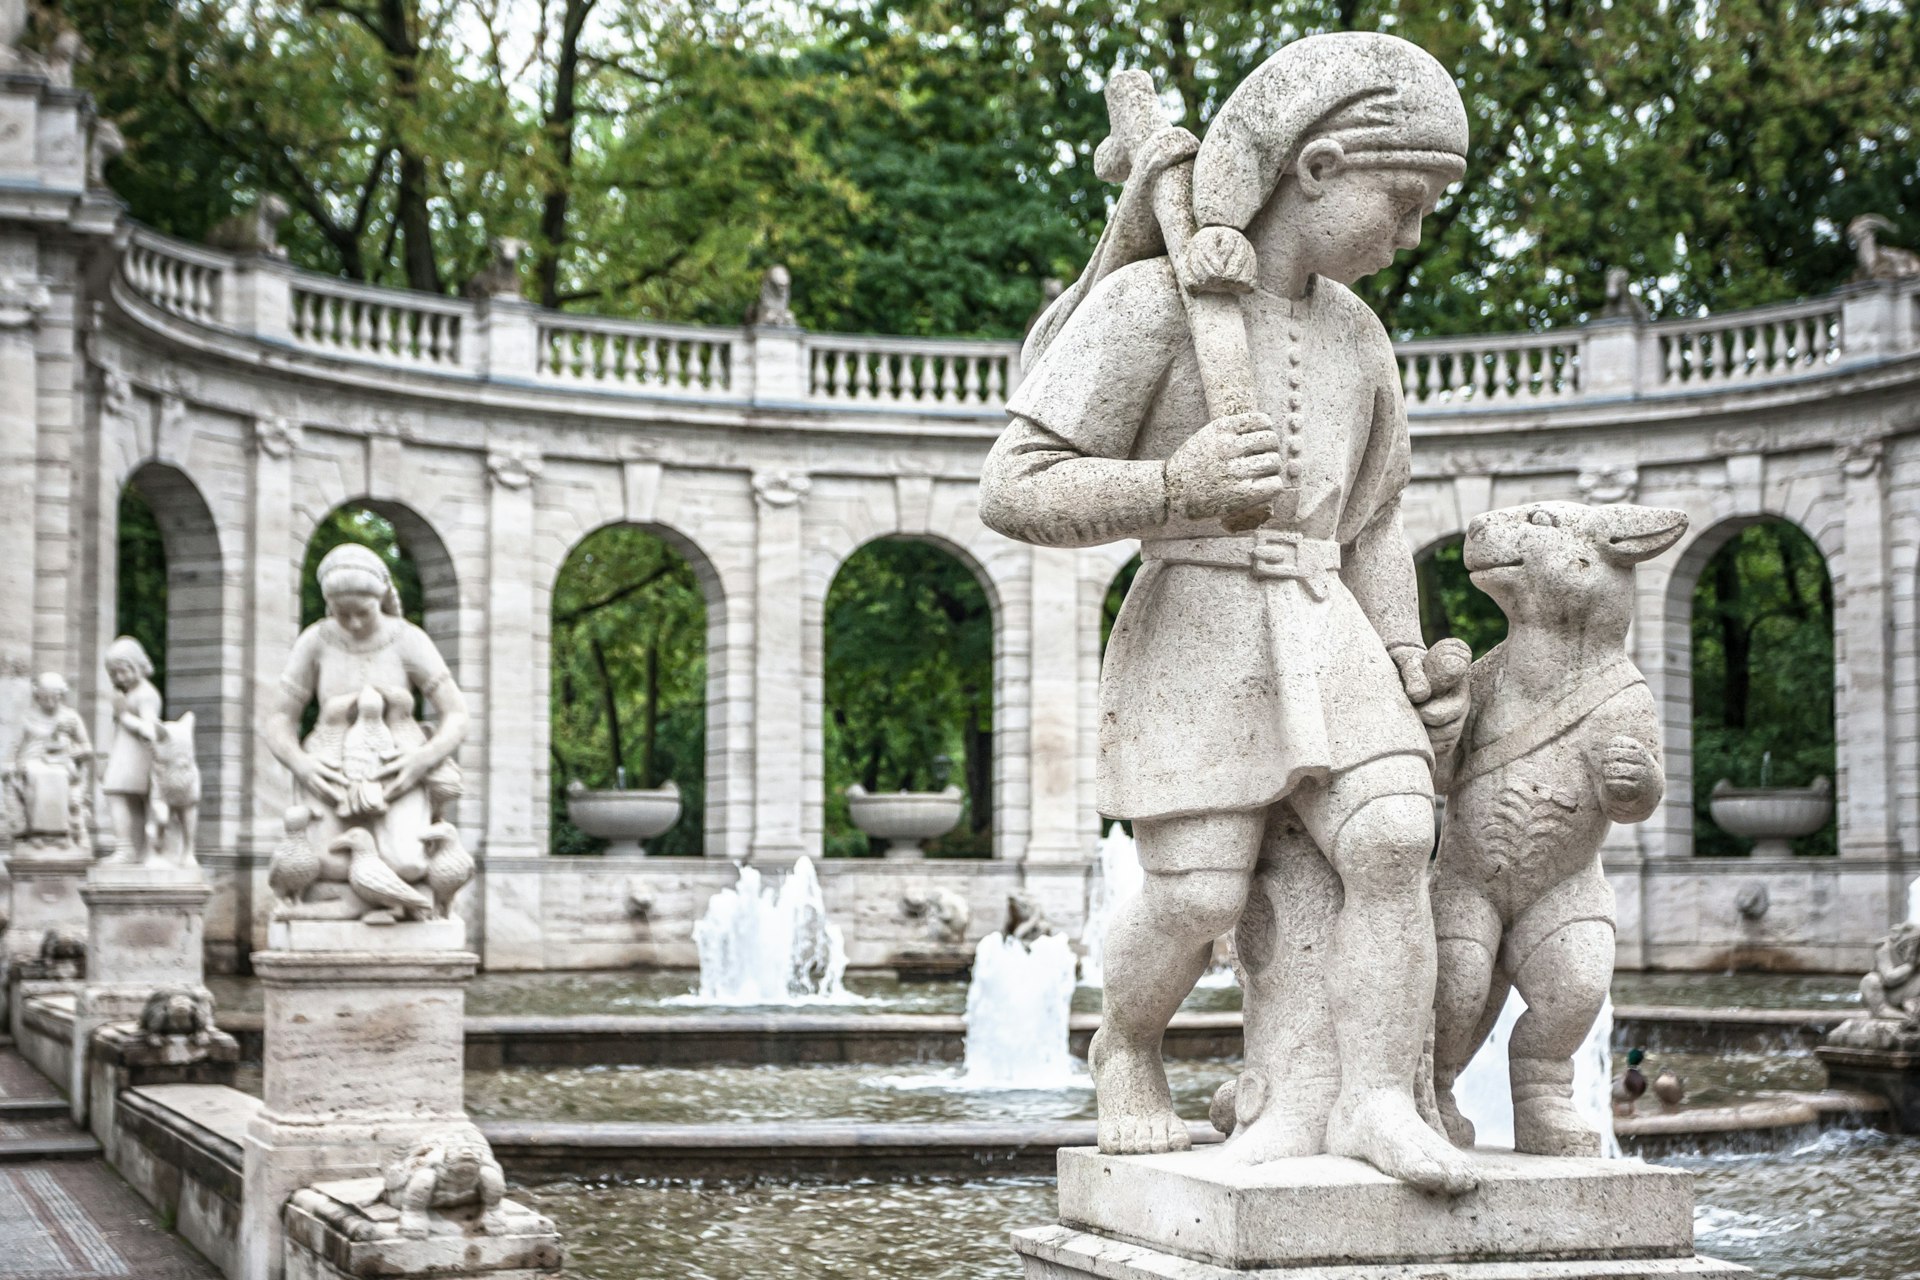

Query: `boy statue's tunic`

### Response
(988, 257, 1430, 837)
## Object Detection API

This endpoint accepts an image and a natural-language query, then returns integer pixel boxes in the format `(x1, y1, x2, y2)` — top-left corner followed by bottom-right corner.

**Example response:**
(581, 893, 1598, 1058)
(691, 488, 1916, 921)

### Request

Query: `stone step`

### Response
(0, 1097, 69, 1121)
(0, 1114, 99, 1162)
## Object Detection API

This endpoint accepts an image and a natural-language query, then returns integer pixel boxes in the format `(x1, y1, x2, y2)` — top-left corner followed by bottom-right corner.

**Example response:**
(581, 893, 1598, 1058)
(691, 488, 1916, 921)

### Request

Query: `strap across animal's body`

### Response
(1454, 657, 1645, 789)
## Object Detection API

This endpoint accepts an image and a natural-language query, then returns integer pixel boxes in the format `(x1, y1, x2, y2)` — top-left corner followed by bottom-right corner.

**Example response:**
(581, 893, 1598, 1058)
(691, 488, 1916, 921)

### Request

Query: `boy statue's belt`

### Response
(1142, 530, 1342, 599)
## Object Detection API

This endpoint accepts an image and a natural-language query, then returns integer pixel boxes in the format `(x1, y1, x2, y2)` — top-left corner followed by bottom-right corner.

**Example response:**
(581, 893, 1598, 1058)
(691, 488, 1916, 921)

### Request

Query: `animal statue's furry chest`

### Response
(1443, 735, 1608, 912)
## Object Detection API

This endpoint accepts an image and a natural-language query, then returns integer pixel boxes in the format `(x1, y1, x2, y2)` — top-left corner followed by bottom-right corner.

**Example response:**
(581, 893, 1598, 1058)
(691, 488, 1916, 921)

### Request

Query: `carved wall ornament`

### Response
(1836, 437, 1883, 477)
(99, 365, 133, 423)
(1575, 464, 1639, 504)
(0, 276, 51, 329)
(1711, 428, 1766, 457)
(751, 468, 812, 508)
(487, 443, 544, 490)
(252, 415, 302, 459)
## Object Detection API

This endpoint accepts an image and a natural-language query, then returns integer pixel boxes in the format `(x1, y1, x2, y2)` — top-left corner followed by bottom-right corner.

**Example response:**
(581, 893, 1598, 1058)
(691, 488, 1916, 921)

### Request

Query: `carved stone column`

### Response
(1835, 438, 1896, 858)
(0, 275, 50, 776)
(246, 415, 302, 954)
(750, 469, 809, 859)
(484, 444, 543, 861)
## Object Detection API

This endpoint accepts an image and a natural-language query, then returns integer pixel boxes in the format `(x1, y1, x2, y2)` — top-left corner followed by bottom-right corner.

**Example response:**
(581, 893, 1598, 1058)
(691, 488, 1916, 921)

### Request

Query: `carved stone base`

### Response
(74, 862, 213, 1121)
(2, 844, 91, 962)
(1817, 1017, 1920, 1131)
(1021, 1147, 1746, 1278)
(284, 1178, 562, 1279)
(240, 919, 479, 1280)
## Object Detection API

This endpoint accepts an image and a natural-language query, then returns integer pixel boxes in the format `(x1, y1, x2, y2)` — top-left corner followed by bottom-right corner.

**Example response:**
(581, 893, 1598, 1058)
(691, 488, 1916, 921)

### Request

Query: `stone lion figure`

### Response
(139, 985, 216, 1048)
(382, 1123, 509, 1239)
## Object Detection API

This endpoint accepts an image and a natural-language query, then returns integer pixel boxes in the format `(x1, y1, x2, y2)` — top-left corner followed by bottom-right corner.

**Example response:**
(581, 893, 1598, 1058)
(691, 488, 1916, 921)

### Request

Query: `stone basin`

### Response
(565, 782, 682, 856)
(846, 785, 964, 859)
(1709, 777, 1832, 857)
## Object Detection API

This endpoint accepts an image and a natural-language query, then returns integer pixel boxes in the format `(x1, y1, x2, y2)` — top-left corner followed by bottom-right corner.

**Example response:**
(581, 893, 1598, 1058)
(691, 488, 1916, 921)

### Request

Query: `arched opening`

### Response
(823, 538, 994, 857)
(1414, 534, 1508, 656)
(549, 524, 710, 856)
(1688, 518, 1836, 856)
(117, 461, 222, 751)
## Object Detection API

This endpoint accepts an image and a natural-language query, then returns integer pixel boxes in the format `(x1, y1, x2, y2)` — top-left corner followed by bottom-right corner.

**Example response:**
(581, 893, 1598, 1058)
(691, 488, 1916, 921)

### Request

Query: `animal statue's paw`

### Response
(1434, 1087, 1477, 1148)
(1598, 734, 1661, 819)
(1328, 1089, 1479, 1195)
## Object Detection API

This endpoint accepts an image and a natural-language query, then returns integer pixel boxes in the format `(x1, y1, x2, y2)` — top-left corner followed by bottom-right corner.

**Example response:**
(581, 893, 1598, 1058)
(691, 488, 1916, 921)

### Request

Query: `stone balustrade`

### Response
(116, 222, 1920, 417)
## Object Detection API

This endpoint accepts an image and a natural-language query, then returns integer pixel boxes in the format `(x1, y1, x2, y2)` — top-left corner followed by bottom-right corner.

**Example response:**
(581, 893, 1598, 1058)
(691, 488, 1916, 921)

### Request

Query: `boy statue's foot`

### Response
(1328, 1089, 1480, 1195)
(1090, 1028, 1192, 1155)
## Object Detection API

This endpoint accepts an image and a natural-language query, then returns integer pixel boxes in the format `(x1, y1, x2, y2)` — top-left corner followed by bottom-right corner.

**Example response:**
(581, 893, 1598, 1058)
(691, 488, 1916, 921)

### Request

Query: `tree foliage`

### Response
(63, 0, 1920, 337)
(549, 526, 707, 855)
(1415, 538, 1507, 658)
(824, 540, 993, 857)
(115, 484, 169, 699)
(1691, 521, 1836, 856)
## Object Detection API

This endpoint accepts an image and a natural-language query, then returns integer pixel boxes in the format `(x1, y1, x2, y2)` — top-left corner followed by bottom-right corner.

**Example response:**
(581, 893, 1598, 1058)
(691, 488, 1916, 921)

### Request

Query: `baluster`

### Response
(1494, 348, 1514, 401)
(934, 355, 953, 402)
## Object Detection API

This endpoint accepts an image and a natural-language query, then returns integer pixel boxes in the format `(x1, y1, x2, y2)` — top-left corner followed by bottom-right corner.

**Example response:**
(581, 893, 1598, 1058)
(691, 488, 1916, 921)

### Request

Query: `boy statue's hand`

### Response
(1164, 412, 1290, 520)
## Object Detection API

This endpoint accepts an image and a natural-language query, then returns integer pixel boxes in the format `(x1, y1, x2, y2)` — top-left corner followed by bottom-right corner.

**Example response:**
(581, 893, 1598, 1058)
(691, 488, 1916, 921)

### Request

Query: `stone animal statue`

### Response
(1005, 889, 1058, 945)
(382, 1123, 509, 1239)
(339, 828, 436, 923)
(420, 820, 474, 919)
(139, 985, 216, 1048)
(145, 712, 201, 867)
(1848, 214, 1920, 281)
(36, 926, 86, 979)
(902, 884, 971, 944)
(206, 194, 291, 257)
(463, 237, 527, 299)
(744, 264, 794, 327)
(1599, 266, 1646, 321)
(1860, 923, 1920, 1025)
(1428, 501, 1687, 1157)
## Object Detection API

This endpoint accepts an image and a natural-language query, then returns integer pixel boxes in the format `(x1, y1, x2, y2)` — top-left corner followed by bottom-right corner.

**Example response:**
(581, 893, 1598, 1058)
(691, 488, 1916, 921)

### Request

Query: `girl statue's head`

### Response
(316, 543, 403, 641)
(1185, 32, 1468, 293)
(104, 635, 155, 689)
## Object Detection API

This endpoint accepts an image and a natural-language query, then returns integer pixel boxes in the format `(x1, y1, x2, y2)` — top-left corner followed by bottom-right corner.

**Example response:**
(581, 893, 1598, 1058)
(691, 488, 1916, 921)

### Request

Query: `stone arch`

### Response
(546, 520, 727, 857)
(300, 499, 463, 676)
(1662, 512, 1837, 857)
(821, 532, 999, 857)
(1412, 530, 1507, 656)
(119, 462, 226, 800)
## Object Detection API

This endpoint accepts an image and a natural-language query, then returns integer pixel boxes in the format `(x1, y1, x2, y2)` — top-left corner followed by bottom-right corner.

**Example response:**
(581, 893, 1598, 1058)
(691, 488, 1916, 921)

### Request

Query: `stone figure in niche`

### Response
(100, 635, 163, 863)
(980, 33, 1475, 1192)
(1425, 502, 1683, 1156)
(6, 673, 93, 853)
(1859, 924, 1920, 1025)
(264, 544, 473, 921)
(381, 1123, 510, 1239)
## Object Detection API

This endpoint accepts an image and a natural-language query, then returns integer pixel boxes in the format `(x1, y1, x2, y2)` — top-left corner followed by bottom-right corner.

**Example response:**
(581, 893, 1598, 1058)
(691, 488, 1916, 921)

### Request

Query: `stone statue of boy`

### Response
(981, 32, 1476, 1194)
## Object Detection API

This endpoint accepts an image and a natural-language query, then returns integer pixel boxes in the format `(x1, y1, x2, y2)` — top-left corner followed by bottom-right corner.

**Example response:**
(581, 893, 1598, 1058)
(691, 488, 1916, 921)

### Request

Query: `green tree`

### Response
(1691, 521, 1836, 856)
(549, 526, 707, 855)
(115, 485, 169, 699)
(824, 540, 993, 857)
(1415, 538, 1507, 659)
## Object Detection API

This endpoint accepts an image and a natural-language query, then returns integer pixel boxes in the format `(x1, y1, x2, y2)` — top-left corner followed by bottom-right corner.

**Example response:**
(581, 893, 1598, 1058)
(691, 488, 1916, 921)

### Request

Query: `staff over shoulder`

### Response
(980, 33, 1479, 1194)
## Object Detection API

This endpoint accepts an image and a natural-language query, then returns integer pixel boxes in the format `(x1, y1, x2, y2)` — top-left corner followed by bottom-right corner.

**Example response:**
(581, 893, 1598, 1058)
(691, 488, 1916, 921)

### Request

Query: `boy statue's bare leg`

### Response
(1093, 810, 1264, 1155)
(1219, 820, 1341, 1164)
(1295, 756, 1479, 1195)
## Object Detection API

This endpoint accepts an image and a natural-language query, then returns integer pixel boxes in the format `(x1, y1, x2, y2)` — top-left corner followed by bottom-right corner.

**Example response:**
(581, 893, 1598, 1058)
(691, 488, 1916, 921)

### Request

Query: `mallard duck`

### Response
(337, 828, 433, 922)
(1652, 1067, 1686, 1111)
(420, 821, 474, 919)
(1612, 1047, 1648, 1117)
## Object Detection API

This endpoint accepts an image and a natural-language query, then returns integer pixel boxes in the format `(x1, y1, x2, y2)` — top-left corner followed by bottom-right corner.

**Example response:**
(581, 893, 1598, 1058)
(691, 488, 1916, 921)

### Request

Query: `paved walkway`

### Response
(0, 1039, 218, 1280)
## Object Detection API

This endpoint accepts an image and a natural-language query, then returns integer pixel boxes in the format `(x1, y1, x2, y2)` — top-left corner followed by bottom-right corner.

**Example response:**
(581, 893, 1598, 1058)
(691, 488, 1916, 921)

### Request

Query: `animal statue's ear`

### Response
(176, 711, 194, 735)
(1597, 506, 1688, 565)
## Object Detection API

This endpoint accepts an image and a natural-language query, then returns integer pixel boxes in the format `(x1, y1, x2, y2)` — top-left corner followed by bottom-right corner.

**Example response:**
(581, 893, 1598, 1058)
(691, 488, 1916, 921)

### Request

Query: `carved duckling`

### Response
(421, 821, 474, 920)
(1652, 1067, 1686, 1111)
(338, 686, 395, 817)
(1611, 1047, 1648, 1117)
(268, 805, 320, 906)
(337, 828, 434, 922)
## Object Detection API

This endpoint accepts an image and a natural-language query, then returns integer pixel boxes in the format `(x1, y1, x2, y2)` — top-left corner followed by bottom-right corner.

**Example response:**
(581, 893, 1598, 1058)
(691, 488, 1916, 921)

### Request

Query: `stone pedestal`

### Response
(1816, 1018, 1920, 1131)
(73, 862, 214, 1120)
(2, 844, 92, 961)
(240, 918, 477, 1280)
(1014, 1148, 1747, 1279)
(284, 1178, 562, 1280)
